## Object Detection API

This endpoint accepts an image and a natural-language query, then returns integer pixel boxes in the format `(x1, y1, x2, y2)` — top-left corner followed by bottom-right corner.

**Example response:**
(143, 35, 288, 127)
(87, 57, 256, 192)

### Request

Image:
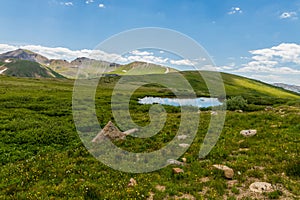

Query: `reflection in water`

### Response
(138, 97, 222, 108)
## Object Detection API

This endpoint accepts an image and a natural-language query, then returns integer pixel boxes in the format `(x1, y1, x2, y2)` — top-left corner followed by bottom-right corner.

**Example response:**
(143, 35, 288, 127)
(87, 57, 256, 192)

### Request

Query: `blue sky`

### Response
(1, 0, 300, 84)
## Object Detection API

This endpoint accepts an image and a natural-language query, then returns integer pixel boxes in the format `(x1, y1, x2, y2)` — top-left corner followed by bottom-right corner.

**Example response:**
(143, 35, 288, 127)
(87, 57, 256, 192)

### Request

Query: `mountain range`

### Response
(273, 83, 300, 94)
(1, 49, 300, 98)
(0, 49, 174, 79)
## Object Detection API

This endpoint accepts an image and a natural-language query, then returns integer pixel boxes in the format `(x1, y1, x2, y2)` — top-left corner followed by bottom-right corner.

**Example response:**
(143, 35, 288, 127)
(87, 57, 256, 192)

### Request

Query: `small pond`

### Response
(138, 97, 223, 108)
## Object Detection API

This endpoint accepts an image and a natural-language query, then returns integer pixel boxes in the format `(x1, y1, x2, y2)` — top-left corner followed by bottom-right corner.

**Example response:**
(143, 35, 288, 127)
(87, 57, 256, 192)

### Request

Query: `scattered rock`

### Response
(240, 148, 250, 151)
(253, 166, 265, 170)
(199, 177, 210, 183)
(240, 129, 257, 137)
(265, 106, 273, 111)
(211, 111, 218, 115)
(172, 168, 184, 174)
(227, 180, 238, 188)
(213, 164, 234, 179)
(155, 185, 166, 192)
(123, 128, 139, 135)
(92, 121, 138, 142)
(236, 110, 243, 113)
(249, 182, 273, 193)
(128, 178, 137, 187)
(238, 140, 245, 144)
(177, 135, 188, 140)
(175, 194, 195, 200)
(167, 159, 185, 166)
(179, 143, 189, 148)
(147, 192, 155, 200)
(182, 157, 187, 163)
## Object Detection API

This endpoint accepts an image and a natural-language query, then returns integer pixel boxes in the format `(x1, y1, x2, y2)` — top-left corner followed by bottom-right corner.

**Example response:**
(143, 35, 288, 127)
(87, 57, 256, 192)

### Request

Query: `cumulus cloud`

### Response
(130, 50, 153, 56)
(0, 44, 18, 53)
(98, 3, 105, 8)
(279, 11, 298, 20)
(0, 43, 213, 70)
(85, 0, 94, 4)
(127, 55, 168, 64)
(61, 1, 73, 6)
(234, 43, 300, 75)
(228, 7, 242, 15)
(170, 59, 195, 66)
(0, 44, 127, 63)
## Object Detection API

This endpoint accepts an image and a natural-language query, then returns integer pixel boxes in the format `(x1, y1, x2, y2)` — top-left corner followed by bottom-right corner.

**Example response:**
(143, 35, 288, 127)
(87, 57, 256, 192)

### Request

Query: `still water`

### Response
(138, 97, 222, 108)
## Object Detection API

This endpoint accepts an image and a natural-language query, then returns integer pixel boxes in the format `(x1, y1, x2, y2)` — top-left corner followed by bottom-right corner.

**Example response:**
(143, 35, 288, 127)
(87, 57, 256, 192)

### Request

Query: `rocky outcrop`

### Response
(92, 121, 138, 142)
(249, 182, 273, 193)
(240, 130, 257, 137)
(213, 164, 234, 179)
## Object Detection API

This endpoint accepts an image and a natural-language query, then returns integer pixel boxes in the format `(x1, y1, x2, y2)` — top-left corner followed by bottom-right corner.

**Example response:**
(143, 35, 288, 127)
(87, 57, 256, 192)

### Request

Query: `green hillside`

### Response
(108, 61, 178, 75)
(103, 71, 299, 107)
(1, 60, 65, 78)
(181, 71, 300, 102)
(0, 76, 299, 199)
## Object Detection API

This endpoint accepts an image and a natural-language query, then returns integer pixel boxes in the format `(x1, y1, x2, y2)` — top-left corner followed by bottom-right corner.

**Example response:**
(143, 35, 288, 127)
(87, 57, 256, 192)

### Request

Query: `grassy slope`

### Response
(0, 76, 299, 199)
(4, 60, 65, 78)
(108, 62, 178, 75)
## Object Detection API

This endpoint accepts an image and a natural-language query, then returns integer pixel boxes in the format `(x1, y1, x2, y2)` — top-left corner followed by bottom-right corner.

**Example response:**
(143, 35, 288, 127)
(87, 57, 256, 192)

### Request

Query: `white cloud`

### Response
(247, 74, 300, 85)
(85, 0, 94, 4)
(234, 43, 300, 75)
(170, 59, 195, 66)
(98, 3, 105, 8)
(127, 55, 168, 64)
(279, 11, 298, 20)
(130, 50, 153, 56)
(61, 1, 73, 6)
(250, 43, 300, 64)
(0, 44, 18, 53)
(228, 7, 242, 15)
(0, 44, 127, 63)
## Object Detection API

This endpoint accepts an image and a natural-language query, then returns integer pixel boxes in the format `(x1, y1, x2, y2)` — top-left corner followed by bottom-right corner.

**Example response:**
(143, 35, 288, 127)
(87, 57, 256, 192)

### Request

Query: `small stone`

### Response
(265, 106, 273, 111)
(213, 164, 234, 179)
(227, 180, 238, 188)
(240, 129, 257, 137)
(173, 168, 184, 174)
(147, 192, 155, 200)
(178, 135, 188, 140)
(249, 182, 273, 193)
(236, 110, 243, 113)
(238, 140, 245, 144)
(200, 177, 210, 183)
(155, 185, 166, 191)
(211, 111, 218, 115)
(167, 159, 185, 166)
(182, 157, 187, 163)
(179, 143, 189, 148)
(174, 194, 195, 200)
(128, 178, 137, 187)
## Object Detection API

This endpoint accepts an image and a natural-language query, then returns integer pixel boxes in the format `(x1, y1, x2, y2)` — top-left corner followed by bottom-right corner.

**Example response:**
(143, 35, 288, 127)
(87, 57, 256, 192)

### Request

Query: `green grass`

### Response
(108, 62, 177, 75)
(0, 75, 299, 199)
(3, 60, 65, 78)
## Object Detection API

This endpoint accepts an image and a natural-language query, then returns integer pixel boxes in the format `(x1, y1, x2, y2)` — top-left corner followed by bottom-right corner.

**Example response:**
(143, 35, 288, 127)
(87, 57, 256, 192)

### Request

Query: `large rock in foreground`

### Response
(92, 121, 138, 142)
(249, 182, 273, 193)
(240, 130, 257, 137)
(213, 164, 234, 179)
